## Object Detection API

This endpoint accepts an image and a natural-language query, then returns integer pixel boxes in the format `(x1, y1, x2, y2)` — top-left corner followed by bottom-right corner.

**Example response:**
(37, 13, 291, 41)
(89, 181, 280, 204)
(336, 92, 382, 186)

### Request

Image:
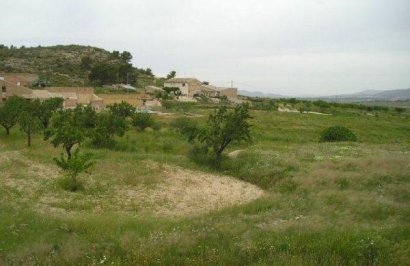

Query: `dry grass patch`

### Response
(1, 153, 263, 218)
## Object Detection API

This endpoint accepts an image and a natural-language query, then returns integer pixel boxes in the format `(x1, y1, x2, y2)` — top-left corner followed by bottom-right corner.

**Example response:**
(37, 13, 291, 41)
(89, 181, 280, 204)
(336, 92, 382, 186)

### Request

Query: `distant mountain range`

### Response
(239, 88, 410, 102)
(238, 90, 284, 98)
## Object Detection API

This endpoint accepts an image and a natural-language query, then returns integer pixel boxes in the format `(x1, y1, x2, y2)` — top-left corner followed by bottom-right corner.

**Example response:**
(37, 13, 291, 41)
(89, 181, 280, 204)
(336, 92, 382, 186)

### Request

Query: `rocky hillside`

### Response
(0, 45, 159, 87)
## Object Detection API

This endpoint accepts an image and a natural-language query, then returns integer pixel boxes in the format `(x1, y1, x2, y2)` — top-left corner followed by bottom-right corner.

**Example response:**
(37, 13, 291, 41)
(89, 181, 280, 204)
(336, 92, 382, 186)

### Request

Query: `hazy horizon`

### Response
(1, 0, 409, 95)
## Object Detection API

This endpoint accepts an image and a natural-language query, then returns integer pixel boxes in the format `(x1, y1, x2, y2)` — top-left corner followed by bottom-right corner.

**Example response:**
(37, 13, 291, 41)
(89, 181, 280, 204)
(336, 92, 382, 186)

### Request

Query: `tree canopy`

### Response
(108, 101, 136, 118)
(167, 70, 176, 79)
(19, 99, 43, 146)
(198, 104, 251, 163)
(0, 96, 25, 135)
(44, 105, 93, 159)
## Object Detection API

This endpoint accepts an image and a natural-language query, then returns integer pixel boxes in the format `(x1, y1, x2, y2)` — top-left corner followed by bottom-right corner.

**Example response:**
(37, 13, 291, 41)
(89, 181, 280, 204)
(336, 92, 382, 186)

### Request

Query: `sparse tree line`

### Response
(248, 97, 407, 114)
(0, 98, 161, 191)
(0, 98, 161, 148)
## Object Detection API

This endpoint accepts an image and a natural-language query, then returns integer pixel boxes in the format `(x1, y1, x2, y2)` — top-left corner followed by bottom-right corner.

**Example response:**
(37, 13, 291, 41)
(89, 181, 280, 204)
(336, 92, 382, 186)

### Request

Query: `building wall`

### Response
(97, 94, 144, 107)
(187, 81, 205, 97)
(219, 88, 238, 99)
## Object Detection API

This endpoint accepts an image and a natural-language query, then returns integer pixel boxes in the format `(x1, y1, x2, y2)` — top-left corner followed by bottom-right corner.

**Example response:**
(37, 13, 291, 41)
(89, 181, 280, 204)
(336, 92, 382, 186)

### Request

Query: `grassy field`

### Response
(1, 104, 409, 265)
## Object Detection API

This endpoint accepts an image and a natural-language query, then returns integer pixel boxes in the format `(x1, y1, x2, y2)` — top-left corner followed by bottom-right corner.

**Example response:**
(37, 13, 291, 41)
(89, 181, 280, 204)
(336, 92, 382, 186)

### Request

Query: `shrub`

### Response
(394, 107, 406, 113)
(171, 117, 199, 142)
(91, 113, 128, 147)
(131, 112, 155, 131)
(54, 149, 94, 192)
(320, 126, 357, 142)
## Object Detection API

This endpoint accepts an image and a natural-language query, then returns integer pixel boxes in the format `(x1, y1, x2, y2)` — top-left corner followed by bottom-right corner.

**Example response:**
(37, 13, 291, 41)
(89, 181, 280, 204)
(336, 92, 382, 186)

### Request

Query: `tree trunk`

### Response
(214, 152, 222, 169)
(27, 125, 31, 147)
(66, 146, 72, 160)
(5, 127, 10, 135)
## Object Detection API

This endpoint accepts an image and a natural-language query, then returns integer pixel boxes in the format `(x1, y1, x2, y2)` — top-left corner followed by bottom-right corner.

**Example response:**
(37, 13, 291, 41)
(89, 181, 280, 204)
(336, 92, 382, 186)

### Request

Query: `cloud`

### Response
(1, 0, 409, 95)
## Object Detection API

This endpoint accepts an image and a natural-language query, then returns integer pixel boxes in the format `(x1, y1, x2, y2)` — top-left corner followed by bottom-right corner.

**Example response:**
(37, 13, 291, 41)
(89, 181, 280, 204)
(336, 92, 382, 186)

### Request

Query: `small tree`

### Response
(131, 112, 155, 131)
(80, 56, 93, 70)
(89, 63, 118, 85)
(19, 100, 43, 146)
(38, 97, 64, 128)
(91, 113, 128, 147)
(54, 149, 94, 192)
(120, 51, 133, 63)
(0, 96, 24, 135)
(108, 101, 136, 118)
(76, 105, 98, 132)
(167, 70, 176, 79)
(44, 108, 87, 159)
(198, 104, 251, 165)
(171, 117, 199, 142)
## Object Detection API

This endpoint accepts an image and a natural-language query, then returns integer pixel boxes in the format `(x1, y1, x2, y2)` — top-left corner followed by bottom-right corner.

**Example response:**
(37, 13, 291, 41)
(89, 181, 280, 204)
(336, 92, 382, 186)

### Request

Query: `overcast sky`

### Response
(1, 0, 409, 95)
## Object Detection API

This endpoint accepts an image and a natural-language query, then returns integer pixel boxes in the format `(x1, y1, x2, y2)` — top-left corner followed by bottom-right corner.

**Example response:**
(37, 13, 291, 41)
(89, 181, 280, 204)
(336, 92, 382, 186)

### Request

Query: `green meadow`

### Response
(1, 103, 409, 265)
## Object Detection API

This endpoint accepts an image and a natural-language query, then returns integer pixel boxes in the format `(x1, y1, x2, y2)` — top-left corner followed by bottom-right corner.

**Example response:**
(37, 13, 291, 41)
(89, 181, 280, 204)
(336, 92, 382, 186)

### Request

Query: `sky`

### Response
(1, 0, 409, 96)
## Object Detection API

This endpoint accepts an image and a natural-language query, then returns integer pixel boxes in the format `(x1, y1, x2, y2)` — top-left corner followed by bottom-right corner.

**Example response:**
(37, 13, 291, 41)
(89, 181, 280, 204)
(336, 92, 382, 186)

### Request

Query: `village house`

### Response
(163, 78, 238, 100)
(0, 75, 104, 109)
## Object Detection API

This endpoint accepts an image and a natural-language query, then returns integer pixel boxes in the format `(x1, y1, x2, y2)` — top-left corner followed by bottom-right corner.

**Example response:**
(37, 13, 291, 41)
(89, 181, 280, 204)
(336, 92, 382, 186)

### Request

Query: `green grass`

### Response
(0, 105, 409, 265)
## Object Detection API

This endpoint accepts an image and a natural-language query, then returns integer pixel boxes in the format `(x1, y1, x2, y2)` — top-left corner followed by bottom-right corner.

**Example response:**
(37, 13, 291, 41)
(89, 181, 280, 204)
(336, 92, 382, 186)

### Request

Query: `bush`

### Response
(171, 117, 199, 142)
(58, 176, 84, 192)
(54, 149, 94, 192)
(320, 126, 357, 142)
(394, 107, 406, 113)
(131, 112, 155, 131)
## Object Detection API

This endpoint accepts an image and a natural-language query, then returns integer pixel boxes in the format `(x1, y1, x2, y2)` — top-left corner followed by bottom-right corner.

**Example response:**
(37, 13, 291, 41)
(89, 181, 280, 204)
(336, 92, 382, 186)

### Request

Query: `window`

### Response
(182, 83, 186, 86)
(1, 85, 5, 93)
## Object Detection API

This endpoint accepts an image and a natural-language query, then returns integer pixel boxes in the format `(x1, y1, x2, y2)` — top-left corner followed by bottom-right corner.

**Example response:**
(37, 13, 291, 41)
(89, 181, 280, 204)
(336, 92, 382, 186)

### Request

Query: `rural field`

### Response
(1, 103, 409, 265)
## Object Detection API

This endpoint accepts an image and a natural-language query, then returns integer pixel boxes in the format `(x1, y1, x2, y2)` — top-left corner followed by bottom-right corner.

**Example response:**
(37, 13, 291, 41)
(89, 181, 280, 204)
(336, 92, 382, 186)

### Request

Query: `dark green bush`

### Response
(58, 176, 84, 192)
(320, 126, 357, 142)
(131, 112, 155, 131)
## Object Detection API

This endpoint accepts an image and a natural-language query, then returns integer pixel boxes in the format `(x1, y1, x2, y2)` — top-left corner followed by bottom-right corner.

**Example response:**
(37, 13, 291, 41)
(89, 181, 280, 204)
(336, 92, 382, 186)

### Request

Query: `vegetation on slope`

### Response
(0, 44, 160, 87)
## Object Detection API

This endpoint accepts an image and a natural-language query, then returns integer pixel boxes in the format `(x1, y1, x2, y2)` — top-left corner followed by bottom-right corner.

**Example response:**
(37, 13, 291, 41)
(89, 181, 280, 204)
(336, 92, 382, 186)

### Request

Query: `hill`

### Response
(0, 44, 160, 87)
(323, 88, 410, 101)
(238, 89, 284, 98)
(240, 88, 410, 102)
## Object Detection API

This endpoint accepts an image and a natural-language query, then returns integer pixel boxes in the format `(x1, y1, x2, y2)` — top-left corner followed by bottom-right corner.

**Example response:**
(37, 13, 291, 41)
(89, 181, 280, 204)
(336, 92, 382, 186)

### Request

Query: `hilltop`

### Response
(0, 44, 160, 87)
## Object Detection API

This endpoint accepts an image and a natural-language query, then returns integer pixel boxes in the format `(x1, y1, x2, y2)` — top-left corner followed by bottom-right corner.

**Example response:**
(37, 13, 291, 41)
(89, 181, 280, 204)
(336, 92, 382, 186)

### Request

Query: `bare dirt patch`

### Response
(1, 153, 263, 218)
(117, 164, 264, 217)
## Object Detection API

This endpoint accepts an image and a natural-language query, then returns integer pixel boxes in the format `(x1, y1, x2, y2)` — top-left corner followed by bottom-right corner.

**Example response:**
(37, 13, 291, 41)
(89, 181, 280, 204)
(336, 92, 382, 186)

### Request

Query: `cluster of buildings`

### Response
(1, 74, 104, 109)
(1, 73, 239, 110)
(163, 78, 237, 100)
